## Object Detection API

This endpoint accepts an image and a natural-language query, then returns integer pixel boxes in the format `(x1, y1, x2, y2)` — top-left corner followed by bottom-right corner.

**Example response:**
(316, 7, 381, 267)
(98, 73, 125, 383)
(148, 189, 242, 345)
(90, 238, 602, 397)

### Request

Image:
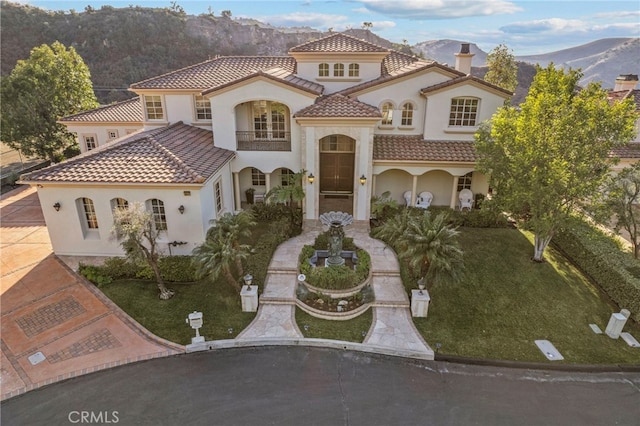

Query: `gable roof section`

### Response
(294, 94, 381, 118)
(420, 75, 513, 97)
(59, 97, 143, 123)
(382, 50, 434, 76)
(608, 89, 640, 111)
(202, 66, 323, 96)
(21, 123, 235, 184)
(289, 32, 389, 53)
(373, 135, 476, 162)
(130, 56, 296, 91)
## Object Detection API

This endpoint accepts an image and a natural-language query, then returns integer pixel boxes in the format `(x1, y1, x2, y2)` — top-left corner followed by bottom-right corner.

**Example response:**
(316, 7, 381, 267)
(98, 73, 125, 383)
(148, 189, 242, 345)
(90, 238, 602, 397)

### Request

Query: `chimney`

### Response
(454, 43, 474, 75)
(614, 74, 638, 91)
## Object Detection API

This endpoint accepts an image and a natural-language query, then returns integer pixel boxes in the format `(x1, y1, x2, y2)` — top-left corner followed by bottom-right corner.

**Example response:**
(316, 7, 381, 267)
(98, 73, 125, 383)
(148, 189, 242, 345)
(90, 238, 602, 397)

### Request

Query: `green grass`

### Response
(412, 228, 640, 364)
(100, 279, 256, 345)
(295, 307, 373, 343)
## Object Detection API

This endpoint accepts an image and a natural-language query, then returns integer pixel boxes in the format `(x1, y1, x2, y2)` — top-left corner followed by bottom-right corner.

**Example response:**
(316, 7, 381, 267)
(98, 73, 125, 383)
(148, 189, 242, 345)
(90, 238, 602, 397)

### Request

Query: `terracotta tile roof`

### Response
(294, 94, 381, 118)
(289, 32, 389, 53)
(202, 66, 323, 96)
(373, 135, 476, 162)
(21, 123, 235, 184)
(382, 50, 432, 76)
(339, 61, 446, 96)
(611, 143, 640, 159)
(421, 75, 513, 97)
(130, 56, 296, 90)
(608, 89, 640, 111)
(59, 97, 142, 123)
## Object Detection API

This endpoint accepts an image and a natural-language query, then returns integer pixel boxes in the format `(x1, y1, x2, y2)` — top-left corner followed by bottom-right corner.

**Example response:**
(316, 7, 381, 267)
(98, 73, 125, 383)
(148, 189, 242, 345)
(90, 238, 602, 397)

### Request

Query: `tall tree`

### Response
(374, 209, 464, 288)
(192, 211, 256, 291)
(1, 41, 98, 162)
(484, 43, 518, 95)
(476, 64, 636, 262)
(591, 163, 640, 259)
(111, 202, 175, 300)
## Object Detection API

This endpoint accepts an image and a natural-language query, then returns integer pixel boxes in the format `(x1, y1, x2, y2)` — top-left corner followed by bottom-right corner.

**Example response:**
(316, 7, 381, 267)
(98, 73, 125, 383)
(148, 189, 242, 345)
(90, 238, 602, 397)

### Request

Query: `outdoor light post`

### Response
(241, 273, 258, 312)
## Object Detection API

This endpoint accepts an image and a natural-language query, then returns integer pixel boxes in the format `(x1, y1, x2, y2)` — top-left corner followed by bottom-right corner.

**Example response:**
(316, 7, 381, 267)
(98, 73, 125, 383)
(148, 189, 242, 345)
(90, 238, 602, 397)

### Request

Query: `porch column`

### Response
(265, 172, 271, 200)
(411, 175, 418, 206)
(450, 175, 458, 209)
(233, 172, 241, 211)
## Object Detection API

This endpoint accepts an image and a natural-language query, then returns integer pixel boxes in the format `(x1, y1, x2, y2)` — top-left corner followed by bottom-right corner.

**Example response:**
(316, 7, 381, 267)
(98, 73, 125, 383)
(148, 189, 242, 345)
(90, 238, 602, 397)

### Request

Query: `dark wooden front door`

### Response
(320, 152, 354, 193)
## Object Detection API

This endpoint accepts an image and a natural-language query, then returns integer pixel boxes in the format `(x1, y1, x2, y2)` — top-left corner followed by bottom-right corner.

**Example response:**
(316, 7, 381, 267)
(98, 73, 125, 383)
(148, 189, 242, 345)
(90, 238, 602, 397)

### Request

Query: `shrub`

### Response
(313, 231, 356, 251)
(307, 264, 358, 290)
(101, 257, 142, 280)
(159, 256, 196, 282)
(78, 263, 112, 287)
(243, 225, 287, 286)
(554, 216, 640, 321)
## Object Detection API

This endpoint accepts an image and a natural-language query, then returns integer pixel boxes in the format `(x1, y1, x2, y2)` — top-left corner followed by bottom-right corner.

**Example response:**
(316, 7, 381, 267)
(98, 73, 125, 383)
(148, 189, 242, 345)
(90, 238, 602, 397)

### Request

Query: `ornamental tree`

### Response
(475, 64, 636, 262)
(484, 43, 518, 95)
(1, 41, 98, 162)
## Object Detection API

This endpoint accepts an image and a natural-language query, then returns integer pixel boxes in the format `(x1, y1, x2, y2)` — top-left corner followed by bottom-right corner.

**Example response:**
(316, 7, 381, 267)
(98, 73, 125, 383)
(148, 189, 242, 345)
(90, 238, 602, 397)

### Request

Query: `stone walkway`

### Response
(236, 225, 434, 359)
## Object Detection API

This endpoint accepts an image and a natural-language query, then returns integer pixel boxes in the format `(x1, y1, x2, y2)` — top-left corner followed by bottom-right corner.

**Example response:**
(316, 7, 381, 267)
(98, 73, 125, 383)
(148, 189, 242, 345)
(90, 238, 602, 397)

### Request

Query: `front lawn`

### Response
(413, 227, 640, 364)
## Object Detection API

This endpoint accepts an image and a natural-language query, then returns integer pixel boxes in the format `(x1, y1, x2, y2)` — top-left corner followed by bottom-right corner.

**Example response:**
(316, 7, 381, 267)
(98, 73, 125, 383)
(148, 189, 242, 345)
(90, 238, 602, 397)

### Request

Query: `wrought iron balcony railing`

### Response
(236, 131, 291, 151)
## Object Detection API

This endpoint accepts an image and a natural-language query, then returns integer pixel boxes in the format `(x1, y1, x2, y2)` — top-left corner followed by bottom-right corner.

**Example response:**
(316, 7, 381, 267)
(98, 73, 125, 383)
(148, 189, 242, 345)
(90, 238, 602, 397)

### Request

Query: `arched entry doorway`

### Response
(319, 134, 355, 214)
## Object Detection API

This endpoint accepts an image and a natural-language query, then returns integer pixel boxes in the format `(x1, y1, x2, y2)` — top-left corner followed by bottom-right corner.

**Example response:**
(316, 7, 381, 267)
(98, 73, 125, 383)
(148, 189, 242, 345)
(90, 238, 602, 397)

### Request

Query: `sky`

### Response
(18, 0, 640, 55)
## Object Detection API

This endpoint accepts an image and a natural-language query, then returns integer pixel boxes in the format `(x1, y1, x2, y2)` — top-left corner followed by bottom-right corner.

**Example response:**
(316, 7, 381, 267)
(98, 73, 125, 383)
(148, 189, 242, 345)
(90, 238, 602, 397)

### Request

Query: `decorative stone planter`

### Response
(295, 299, 372, 321)
(298, 274, 372, 298)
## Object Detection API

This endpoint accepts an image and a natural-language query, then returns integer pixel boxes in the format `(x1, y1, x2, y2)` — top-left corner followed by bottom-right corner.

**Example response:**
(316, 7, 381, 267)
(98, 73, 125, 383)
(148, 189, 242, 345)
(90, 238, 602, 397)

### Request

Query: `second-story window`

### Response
(252, 101, 287, 139)
(318, 63, 329, 77)
(348, 63, 359, 77)
(381, 102, 394, 126)
(334, 63, 344, 77)
(194, 95, 212, 120)
(84, 135, 97, 151)
(144, 95, 164, 120)
(401, 103, 414, 126)
(449, 97, 479, 126)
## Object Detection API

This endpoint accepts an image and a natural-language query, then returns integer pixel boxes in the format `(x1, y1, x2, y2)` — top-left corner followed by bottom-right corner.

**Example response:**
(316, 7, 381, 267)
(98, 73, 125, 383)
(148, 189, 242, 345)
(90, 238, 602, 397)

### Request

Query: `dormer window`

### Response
(449, 97, 478, 126)
(318, 63, 329, 77)
(348, 63, 359, 77)
(333, 63, 344, 77)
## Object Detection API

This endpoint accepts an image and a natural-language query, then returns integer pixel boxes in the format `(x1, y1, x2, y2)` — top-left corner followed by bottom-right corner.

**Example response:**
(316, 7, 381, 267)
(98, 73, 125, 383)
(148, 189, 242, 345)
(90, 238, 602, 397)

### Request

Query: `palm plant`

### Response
(374, 210, 464, 288)
(266, 169, 306, 227)
(192, 211, 256, 291)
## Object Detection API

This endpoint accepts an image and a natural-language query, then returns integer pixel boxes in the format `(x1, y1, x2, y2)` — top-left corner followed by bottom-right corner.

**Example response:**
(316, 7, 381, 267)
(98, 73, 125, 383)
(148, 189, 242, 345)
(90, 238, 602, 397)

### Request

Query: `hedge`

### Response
(79, 255, 196, 286)
(553, 216, 640, 321)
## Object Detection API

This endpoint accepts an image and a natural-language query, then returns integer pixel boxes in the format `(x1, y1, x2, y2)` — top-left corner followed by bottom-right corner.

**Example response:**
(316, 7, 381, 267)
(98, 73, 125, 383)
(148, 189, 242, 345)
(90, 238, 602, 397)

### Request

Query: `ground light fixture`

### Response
(53, 202, 61, 212)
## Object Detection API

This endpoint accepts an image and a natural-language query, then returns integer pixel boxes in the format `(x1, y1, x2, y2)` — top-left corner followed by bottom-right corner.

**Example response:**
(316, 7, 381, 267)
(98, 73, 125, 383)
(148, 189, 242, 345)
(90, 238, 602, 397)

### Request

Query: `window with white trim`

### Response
(281, 168, 294, 186)
(449, 98, 478, 126)
(348, 63, 359, 77)
(333, 63, 344, 77)
(318, 63, 329, 77)
(457, 172, 473, 191)
(84, 135, 97, 151)
(149, 199, 167, 231)
(401, 103, 414, 126)
(107, 130, 119, 140)
(251, 168, 266, 186)
(214, 180, 223, 213)
(380, 102, 394, 125)
(194, 95, 212, 120)
(81, 197, 99, 229)
(144, 95, 164, 120)
(251, 101, 287, 139)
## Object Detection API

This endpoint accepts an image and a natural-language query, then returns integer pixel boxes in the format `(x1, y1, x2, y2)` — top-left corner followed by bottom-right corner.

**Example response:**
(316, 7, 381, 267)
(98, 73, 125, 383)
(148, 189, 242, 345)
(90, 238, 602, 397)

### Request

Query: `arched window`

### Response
(148, 199, 167, 231)
(333, 63, 344, 77)
(348, 63, 359, 77)
(380, 102, 394, 125)
(449, 97, 479, 126)
(318, 63, 329, 77)
(401, 103, 414, 126)
(111, 198, 129, 212)
(457, 172, 473, 191)
(80, 197, 99, 229)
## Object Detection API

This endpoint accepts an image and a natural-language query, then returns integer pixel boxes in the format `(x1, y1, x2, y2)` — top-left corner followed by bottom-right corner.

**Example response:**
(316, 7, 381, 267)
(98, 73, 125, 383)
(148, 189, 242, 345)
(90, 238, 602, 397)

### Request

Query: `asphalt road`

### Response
(3, 346, 640, 426)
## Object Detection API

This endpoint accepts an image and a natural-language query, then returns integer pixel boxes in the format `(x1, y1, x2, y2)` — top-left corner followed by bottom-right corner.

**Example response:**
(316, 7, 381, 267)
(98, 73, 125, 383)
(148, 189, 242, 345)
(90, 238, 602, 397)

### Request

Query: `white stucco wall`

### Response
(296, 60, 382, 94)
(67, 124, 143, 154)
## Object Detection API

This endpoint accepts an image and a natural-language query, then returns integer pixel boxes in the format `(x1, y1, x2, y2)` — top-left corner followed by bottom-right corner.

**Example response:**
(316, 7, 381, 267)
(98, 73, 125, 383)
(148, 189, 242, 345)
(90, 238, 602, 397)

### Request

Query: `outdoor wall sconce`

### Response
(307, 173, 315, 184)
(53, 202, 61, 212)
(178, 205, 185, 214)
(243, 274, 253, 290)
(359, 174, 367, 185)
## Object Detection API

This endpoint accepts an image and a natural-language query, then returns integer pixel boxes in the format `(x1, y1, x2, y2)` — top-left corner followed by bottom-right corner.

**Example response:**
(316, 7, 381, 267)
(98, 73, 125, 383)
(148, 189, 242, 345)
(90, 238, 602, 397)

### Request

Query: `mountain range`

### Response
(1, 1, 637, 105)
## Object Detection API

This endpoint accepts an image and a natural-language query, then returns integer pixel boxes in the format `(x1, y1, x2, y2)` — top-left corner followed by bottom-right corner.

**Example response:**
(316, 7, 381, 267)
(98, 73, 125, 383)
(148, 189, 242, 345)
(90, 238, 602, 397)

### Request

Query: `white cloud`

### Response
(358, 0, 521, 20)
(500, 18, 588, 34)
(593, 10, 640, 20)
(258, 12, 349, 28)
(370, 20, 396, 30)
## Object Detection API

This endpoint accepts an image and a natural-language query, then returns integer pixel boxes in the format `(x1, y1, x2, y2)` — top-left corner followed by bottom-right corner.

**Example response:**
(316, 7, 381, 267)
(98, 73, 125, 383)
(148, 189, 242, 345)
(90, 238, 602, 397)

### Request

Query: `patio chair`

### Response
(403, 191, 412, 206)
(459, 189, 473, 211)
(415, 191, 433, 209)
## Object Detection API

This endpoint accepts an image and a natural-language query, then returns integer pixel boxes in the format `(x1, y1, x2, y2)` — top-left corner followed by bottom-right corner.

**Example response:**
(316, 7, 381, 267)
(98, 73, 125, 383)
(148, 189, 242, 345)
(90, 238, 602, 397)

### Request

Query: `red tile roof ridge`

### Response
(289, 32, 390, 53)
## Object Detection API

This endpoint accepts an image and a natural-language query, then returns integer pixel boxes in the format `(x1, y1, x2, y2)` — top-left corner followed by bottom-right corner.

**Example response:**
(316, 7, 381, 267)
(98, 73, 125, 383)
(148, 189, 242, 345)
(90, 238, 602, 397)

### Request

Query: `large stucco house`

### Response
(21, 33, 639, 257)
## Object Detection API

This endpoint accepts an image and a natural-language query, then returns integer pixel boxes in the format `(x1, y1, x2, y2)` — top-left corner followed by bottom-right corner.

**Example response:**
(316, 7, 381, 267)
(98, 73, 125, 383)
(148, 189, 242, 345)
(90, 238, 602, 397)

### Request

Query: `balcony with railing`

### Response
(236, 131, 291, 151)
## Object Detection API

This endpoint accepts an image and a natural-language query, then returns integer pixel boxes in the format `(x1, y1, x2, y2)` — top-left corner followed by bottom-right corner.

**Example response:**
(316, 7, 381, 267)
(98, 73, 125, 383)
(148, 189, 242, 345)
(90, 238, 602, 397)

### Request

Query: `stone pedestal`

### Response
(240, 285, 258, 312)
(605, 312, 628, 339)
(411, 289, 431, 318)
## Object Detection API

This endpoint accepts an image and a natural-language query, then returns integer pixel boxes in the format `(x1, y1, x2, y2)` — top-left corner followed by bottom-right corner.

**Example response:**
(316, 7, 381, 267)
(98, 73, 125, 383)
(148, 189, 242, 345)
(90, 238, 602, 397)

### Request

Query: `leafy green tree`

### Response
(476, 64, 636, 262)
(192, 211, 256, 291)
(1, 41, 98, 162)
(374, 209, 464, 288)
(591, 163, 640, 259)
(111, 202, 175, 300)
(484, 43, 518, 95)
(266, 169, 306, 228)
